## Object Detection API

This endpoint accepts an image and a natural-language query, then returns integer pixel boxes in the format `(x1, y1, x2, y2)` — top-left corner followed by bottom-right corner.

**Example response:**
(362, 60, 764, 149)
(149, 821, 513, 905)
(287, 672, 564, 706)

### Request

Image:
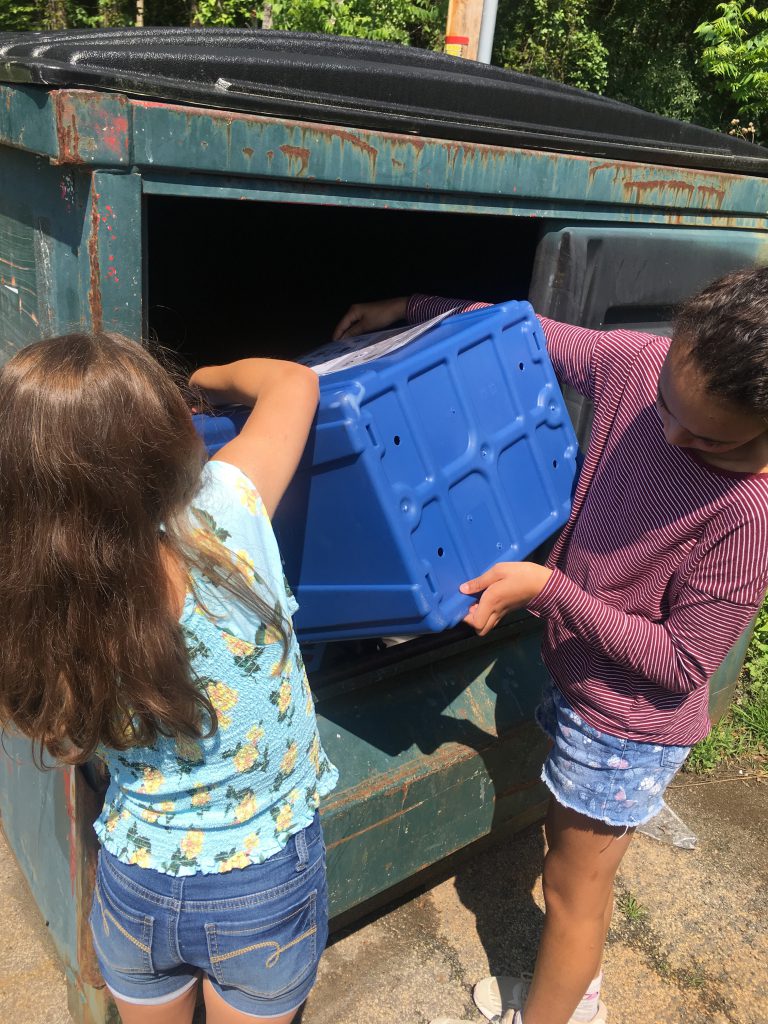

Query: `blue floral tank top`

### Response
(95, 460, 338, 874)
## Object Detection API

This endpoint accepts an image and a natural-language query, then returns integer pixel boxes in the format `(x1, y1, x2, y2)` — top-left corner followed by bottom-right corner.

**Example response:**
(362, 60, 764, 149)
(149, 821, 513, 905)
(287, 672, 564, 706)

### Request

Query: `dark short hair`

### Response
(673, 266, 768, 417)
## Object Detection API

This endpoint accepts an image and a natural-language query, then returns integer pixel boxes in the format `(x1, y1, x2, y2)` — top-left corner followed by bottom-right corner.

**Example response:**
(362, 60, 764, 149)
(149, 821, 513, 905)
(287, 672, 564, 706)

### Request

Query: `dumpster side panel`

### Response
(0, 83, 58, 158)
(0, 194, 39, 358)
(0, 144, 93, 353)
(131, 101, 768, 230)
(708, 623, 755, 725)
(316, 621, 550, 916)
(80, 170, 143, 337)
(0, 745, 77, 979)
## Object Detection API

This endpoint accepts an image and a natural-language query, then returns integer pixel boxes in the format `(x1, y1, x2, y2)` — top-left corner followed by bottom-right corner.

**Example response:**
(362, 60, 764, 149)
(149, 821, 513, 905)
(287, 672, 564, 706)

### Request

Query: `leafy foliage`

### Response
(261, 0, 443, 43)
(688, 601, 768, 773)
(493, 0, 608, 94)
(695, 1, 768, 136)
(591, 0, 721, 125)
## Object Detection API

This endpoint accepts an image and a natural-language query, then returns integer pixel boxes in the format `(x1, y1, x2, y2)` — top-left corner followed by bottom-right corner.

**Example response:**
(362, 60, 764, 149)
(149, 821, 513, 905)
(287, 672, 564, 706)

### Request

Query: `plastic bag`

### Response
(637, 800, 697, 849)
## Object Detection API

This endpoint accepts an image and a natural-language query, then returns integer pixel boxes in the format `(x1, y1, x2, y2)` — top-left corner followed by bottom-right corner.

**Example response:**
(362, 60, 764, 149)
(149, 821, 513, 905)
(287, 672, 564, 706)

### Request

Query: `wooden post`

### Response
(444, 0, 485, 61)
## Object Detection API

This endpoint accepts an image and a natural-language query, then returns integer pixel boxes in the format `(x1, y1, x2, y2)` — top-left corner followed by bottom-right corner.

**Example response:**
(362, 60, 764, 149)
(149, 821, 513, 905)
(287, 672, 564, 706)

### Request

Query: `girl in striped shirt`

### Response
(333, 268, 768, 1024)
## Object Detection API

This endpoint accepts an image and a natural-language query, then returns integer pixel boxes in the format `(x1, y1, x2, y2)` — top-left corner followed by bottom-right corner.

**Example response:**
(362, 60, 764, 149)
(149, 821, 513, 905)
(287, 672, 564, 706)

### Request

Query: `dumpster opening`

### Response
(146, 196, 540, 368)
(146, 196, 543, 682)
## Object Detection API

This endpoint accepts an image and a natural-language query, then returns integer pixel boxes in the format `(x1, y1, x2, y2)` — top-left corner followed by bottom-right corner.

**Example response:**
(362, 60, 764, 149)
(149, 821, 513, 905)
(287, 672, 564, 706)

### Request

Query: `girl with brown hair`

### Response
(0, 333, 337, 1024)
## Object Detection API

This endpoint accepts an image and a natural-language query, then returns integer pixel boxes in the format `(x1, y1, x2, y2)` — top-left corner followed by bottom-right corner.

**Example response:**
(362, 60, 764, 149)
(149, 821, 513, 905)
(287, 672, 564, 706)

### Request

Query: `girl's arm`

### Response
(190, 359, 319, 519)
(462, 515, 767, 695)
(334, 295, 614, 401)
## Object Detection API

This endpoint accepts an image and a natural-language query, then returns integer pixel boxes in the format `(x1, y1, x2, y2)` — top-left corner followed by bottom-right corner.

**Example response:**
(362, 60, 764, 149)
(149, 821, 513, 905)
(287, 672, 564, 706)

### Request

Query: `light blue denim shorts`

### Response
(89, 813, 328, 1017)
(536, 680, 691, 828)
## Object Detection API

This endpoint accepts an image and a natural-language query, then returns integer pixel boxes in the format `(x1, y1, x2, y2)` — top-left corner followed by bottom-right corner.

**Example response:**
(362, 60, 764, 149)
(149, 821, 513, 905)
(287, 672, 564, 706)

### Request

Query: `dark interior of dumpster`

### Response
(145, 196, 543, 683)
(145, 196, 540, 368)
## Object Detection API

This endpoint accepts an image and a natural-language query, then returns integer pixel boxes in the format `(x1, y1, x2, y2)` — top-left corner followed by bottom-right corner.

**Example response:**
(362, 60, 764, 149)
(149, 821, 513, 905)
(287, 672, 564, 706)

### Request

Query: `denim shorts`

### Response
(89, 812, 328, 1017)
(536, 680, 691, 828)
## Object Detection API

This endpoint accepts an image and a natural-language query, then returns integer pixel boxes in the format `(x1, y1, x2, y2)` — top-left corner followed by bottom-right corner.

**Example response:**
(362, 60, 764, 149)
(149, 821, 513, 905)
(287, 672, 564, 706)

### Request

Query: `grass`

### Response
(686, 602, 768, 774)
(617, 891, 647, 922)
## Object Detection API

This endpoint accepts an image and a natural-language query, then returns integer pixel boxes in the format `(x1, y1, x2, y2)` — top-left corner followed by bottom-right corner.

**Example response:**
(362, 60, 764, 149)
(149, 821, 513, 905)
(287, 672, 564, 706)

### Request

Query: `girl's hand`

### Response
(460, 562, 552, 636)
(332, 297, 409, 341)
(190, 359, 319, 519)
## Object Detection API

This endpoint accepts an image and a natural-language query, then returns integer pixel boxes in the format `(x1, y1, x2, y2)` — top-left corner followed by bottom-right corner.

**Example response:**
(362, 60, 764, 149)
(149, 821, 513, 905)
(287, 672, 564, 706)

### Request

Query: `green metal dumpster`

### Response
(0, 28, 767, 1024)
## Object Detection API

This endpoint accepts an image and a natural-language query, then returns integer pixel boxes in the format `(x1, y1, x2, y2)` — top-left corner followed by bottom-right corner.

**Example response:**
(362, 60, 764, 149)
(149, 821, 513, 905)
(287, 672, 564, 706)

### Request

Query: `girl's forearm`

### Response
(190, 359, 317, 408)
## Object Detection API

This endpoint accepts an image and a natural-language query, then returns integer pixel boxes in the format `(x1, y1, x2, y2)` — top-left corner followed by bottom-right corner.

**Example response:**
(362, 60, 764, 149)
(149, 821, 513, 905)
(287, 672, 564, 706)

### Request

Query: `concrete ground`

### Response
(1, 772, 765, 1024)
(0, 827, 71, 1024)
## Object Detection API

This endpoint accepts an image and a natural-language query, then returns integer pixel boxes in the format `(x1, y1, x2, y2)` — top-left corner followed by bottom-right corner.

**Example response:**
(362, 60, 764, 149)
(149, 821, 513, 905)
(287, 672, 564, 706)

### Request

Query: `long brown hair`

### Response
(0, 332, 288, 765)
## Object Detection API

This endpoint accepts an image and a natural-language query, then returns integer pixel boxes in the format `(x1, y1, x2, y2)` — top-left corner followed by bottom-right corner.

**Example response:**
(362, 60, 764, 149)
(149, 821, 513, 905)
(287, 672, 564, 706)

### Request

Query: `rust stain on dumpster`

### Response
(623, 178, 696, 203)
(279, 144, 310, 175)
(88, 182, 102, 331)
(53, 96, 81, 165)
(52, 91, 130, 165)
(696, 183, 726, 208)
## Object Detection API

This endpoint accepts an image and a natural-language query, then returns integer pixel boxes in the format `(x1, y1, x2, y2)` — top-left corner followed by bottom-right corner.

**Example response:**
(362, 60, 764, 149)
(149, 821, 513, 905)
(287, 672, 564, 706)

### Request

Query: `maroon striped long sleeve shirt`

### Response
(407, 294, 768, 745)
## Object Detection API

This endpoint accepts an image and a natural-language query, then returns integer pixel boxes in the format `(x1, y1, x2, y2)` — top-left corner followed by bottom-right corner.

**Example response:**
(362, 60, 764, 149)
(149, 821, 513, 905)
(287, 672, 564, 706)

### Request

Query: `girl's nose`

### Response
(663, 420, 694, 447)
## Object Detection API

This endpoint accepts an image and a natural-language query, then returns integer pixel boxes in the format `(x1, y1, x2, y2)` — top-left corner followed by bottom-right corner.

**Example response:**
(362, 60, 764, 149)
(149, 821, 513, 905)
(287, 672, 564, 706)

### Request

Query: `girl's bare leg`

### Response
(202, 976, 302, 1024)
(110, 979, 199, 1024)
(522, 800, 634, 1024)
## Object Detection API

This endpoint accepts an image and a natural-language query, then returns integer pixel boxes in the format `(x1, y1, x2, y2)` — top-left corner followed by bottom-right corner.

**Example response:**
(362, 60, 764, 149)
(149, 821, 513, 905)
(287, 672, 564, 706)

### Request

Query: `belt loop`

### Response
(295, 826, 309, 871)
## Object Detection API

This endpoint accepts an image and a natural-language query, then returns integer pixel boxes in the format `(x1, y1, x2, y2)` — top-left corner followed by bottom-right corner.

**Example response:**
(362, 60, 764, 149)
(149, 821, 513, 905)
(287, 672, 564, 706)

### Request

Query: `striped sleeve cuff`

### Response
(527, 567, 581, 621)
(406, 293, 488, 324)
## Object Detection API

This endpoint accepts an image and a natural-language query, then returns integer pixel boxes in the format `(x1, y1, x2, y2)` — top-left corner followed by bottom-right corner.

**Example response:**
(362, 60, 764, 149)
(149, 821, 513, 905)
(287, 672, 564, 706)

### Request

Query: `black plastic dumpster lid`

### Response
(1, 28, 767, 176)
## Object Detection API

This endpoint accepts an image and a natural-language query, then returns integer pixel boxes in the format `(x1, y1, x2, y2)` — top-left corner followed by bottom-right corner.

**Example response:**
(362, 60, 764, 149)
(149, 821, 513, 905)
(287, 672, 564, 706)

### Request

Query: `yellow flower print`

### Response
(246, 724, 265, 746)
(158, 801, 175, 814)
(277, 680, 292, 715)
(207, 680, 239, 728)
(180, 830, 204, 860)
(287, 788, 300, 804)
(191, 789, 211, 808)
(141, 809, 161, 824)
(138, 768, 165, 794)
(309, 735, 321, 773)
(236, 549, 256, 585)
(234, 744, 259, 773)
(218, 851, 252, 872)
(104, 807, 127, 833)
(235, 476, 260, 515)
(275, 803, 293, 833)
(271, 657, 292, 678)
(234, 793, 259, 824)
(243, 832, 260, 855)
(222, 632, 256, 658)
(128, 848, 152, 868)
(280, 742, 298, 777)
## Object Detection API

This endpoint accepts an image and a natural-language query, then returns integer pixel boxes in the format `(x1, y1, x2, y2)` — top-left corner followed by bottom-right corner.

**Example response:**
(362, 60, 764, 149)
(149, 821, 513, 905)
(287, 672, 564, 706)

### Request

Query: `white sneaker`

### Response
(473, 975, 607, 1023)
(430, 1014, 518, 1024)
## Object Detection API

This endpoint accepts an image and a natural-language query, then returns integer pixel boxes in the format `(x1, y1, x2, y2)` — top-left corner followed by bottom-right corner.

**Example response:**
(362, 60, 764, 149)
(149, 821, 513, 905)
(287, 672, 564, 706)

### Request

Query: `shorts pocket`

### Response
(206, 890, 318, 998)
(660, 744, 691, 770)
(89, 871, 154, 975)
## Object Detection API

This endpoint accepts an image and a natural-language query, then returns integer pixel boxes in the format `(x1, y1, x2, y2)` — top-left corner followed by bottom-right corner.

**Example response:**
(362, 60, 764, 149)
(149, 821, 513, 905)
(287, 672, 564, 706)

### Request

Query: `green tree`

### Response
(493, 0, 609, 94)
(192, 0, 444, 43)
(695, 1, 768, 135)
(591, 0, 719, 124)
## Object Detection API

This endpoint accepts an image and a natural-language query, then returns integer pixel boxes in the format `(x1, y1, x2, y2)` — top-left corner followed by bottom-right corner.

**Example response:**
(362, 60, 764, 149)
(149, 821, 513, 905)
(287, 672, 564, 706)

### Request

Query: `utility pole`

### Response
(444, 0, 498, 63)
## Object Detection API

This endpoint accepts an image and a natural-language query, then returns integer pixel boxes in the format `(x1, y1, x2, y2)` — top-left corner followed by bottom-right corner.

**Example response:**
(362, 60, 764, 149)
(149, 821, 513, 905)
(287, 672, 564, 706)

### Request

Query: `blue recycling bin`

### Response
(193, 302, 578, 641)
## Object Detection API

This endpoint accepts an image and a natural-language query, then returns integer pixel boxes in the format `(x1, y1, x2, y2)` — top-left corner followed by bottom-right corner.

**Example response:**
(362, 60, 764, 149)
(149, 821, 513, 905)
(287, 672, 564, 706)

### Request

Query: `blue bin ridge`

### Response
(193, 302, 578, 641)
